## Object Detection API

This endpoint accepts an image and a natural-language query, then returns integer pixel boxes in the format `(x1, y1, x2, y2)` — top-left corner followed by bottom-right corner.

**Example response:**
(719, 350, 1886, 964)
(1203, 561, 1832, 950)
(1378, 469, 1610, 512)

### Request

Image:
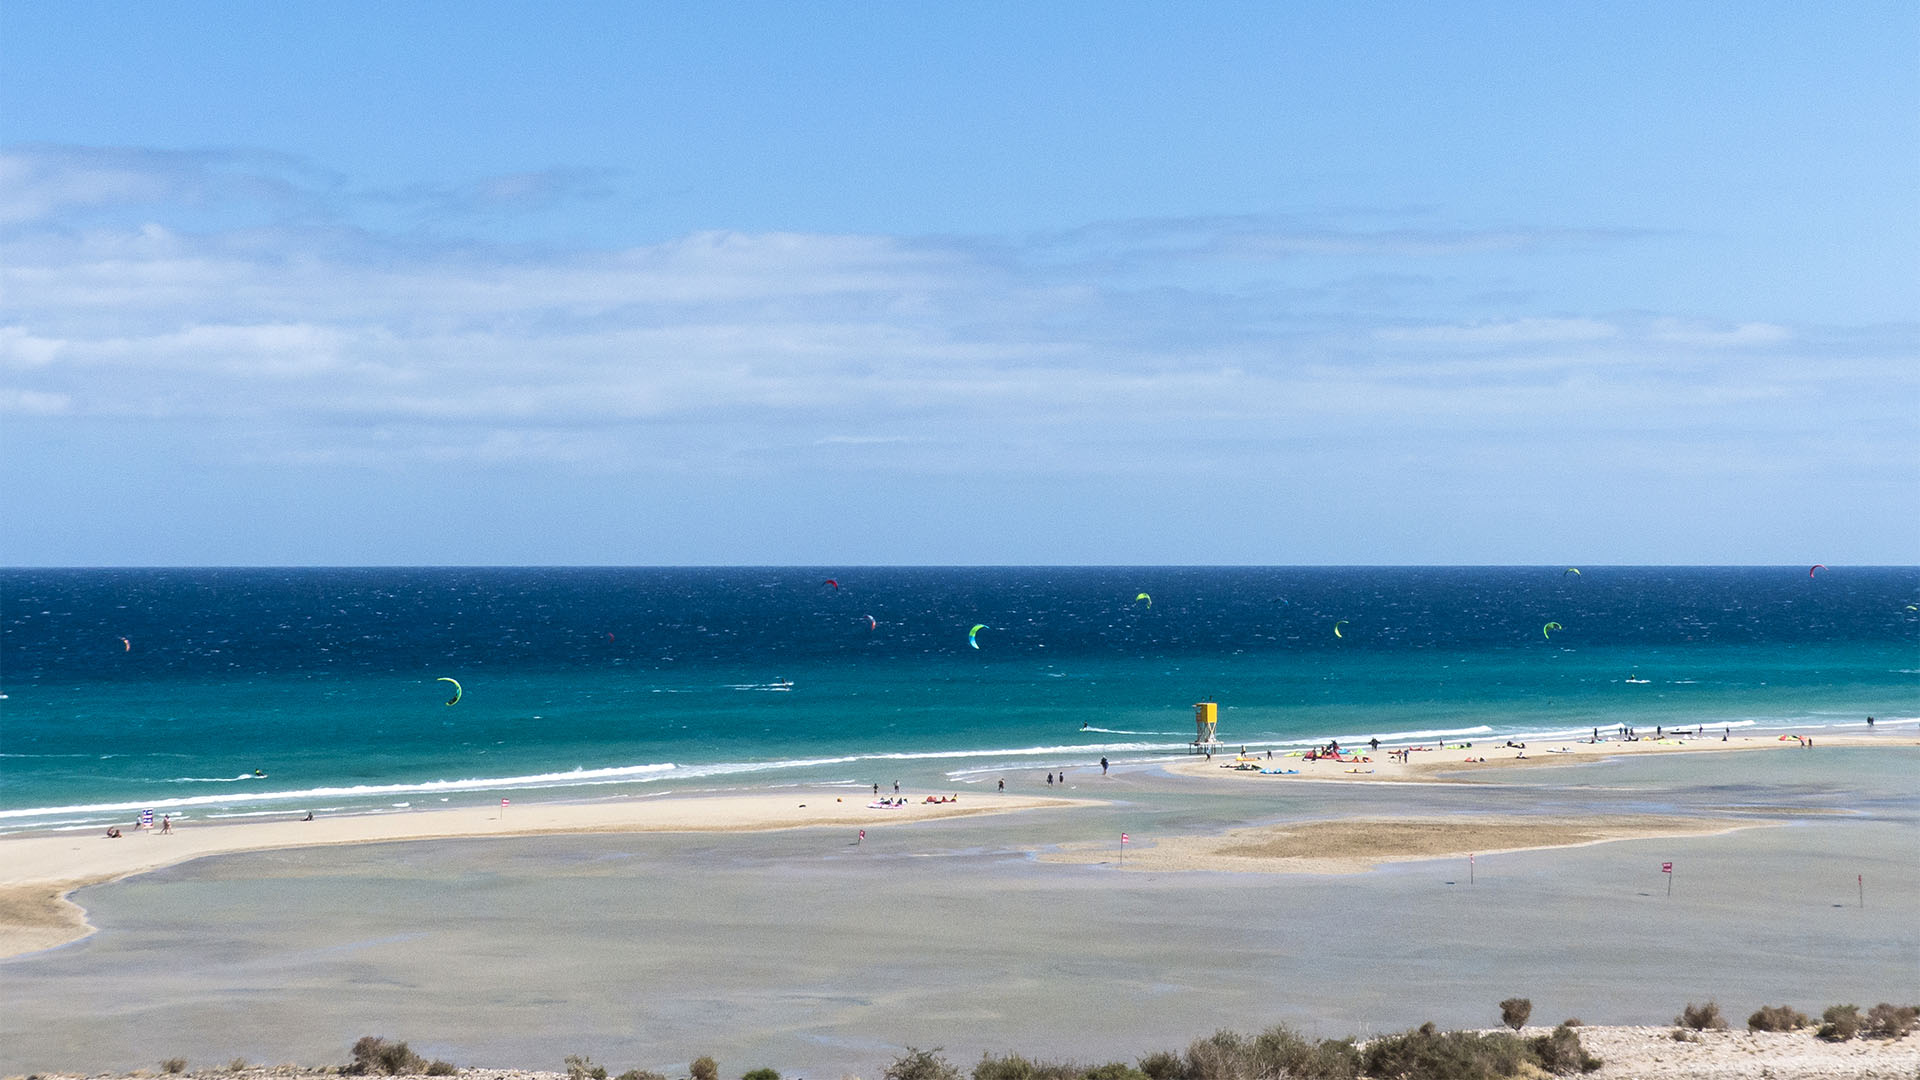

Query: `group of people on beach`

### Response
(107, 814, 169, 838)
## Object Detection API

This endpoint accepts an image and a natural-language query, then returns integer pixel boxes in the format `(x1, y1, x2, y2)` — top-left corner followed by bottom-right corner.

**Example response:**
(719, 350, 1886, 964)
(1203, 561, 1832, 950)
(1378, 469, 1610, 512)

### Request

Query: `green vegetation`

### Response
(229, 1059, 250, 1073)
(1818, 1004, 1862, 1042)
(566, 1055, 609, 1080)
(345, 1036, 453, 1076)
(885, 1048, 963, 1080)
(615, 1071, 667, 1080)
(1674, 1001, 1727, 1031)
(160, 1059, 187, 1075)
(1529, 1025, 1602, 1075)
(1865, 1003, 1919, 1039)
(347, 1037, 426, 1076)
(1747, 1005, 1809, 1032)
(741, 1070, 780, 1080)
(917, 1021, 1587, 1080)
(1816, 1002, 1919, 1041)
(1497, 999, 1531, 1031)
(691, 1057, 720, 1080)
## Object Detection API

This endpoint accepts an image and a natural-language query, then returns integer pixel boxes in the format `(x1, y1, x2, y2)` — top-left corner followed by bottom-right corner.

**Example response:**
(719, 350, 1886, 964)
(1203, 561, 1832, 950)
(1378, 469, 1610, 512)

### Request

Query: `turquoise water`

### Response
(3, 566, 1916, 832)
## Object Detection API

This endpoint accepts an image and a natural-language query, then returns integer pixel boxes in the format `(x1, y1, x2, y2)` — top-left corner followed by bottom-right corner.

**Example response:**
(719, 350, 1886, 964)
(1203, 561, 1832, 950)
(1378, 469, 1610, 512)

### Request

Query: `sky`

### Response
(2, 2, 1916, 566)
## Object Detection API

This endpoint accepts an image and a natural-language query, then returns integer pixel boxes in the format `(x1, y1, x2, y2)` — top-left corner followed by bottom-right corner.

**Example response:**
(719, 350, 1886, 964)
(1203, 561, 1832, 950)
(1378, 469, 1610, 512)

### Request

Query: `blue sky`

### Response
(2, 2, 1915, 565)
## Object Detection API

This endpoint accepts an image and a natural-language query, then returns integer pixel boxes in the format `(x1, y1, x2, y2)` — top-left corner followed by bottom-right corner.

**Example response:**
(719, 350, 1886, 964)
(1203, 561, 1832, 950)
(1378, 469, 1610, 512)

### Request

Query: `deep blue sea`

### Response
(3, 567, 1916, 834)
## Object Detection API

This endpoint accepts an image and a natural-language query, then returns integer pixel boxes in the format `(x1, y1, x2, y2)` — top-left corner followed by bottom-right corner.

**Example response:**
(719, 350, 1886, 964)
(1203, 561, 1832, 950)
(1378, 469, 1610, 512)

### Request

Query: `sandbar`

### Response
(0, 789, 1076, 959)
(1045, 814, 1757, 874)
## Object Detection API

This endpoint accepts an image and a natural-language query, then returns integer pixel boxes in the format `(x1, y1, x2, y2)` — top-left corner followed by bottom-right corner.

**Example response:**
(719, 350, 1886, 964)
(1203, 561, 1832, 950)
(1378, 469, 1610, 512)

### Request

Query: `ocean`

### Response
(3, 566, 1916, 834)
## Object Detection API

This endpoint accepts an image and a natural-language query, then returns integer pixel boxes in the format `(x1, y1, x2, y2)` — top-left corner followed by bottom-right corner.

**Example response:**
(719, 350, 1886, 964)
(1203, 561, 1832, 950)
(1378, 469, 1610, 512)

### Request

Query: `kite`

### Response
(1563, 568, 1581, 576)
(1135, 592, 1152, 608)
(866, 614, 877, 630)
(1543, 621, 1564, 640)
(119, 636, 131, 652)
(824, 579, 840, 589)
(1333, 620, 1349, 639)
(1808, 565, 1825, 578)
(437, 677, 463, 706)
(969, 624, 987, 650)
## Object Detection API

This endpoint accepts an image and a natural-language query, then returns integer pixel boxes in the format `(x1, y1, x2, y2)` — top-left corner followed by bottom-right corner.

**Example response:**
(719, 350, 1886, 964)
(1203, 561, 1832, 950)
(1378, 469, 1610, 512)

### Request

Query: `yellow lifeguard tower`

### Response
(1192, 701, 1222, 753)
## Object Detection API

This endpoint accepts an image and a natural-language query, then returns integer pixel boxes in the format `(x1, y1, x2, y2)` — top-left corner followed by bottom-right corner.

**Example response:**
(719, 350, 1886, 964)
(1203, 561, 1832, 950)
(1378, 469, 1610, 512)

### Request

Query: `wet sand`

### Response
(0, 790, 1073, 959)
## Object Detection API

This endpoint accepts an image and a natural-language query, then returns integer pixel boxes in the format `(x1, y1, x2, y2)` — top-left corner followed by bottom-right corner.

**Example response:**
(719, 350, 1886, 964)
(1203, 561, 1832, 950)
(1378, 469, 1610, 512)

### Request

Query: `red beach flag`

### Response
(1121, 833, 1129, 844)
(502, 798, 510, 807)
(1662, 862, 1673, 873)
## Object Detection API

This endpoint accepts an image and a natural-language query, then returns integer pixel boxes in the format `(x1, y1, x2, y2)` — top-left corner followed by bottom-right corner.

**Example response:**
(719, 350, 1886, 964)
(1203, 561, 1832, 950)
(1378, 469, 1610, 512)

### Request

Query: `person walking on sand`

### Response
(161, 815, 171, 834)
(997, 778, 1004, 792)
(1100, 756, 1109, 775)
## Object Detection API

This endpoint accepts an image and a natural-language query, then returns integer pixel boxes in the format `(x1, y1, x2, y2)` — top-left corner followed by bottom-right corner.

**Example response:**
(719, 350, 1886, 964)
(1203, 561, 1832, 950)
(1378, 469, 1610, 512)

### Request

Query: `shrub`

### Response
(1747, 1005, 1808, 1032)
(1134, 1051, 1180, 1080)
(348, 1037, 427, 1076)
(1499, 997, 1532, 1031)
(885, 1049, 961, 1080)
(426, 1063, 457, 1077)
(971, 1055, 1081, 1080)
(1529, 1025, 1602, 1075)
(742, 1071, 780, 1080)
(161, 1061, 188, 1076)
(1670, 1029, 1698, 1043)
(1180, 1031, 1249, 1080)
(566, 1056, 609, 1080)
(1081, 1064, 1152, 1080)
(690, 1059, 719, 1080)
(1675, 1002, 1727, 1031)
(1248, 1025, 1358, 1080)
(616, 1072, 667, 1080)
(1818, 1004, 1862, 1042)
(1560, 1018, 1582, 1028)
(1865, 1003, 1919, 1039)
(229, 1060, 250, 1073)
(1360, 1025, 1530, 1080)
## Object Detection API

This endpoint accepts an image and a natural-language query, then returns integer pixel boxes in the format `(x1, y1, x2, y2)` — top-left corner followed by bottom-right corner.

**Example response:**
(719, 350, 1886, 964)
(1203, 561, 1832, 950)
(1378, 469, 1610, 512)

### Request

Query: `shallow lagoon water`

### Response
(4, 748, 1915, 1075)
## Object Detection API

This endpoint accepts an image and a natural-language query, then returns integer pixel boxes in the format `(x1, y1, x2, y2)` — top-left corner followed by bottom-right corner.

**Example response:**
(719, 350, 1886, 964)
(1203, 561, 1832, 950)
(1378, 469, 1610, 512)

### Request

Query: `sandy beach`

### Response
(1165, 730, 1916, 785)
(0, 790, 1072, 960)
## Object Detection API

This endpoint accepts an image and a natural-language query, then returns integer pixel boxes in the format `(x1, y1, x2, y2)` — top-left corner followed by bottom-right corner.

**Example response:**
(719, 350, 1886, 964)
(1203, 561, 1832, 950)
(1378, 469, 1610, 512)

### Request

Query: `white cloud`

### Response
(0, 387, 71, 414)
(1375, 317, 1620, 345)
(1, 144, 1914, 497)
